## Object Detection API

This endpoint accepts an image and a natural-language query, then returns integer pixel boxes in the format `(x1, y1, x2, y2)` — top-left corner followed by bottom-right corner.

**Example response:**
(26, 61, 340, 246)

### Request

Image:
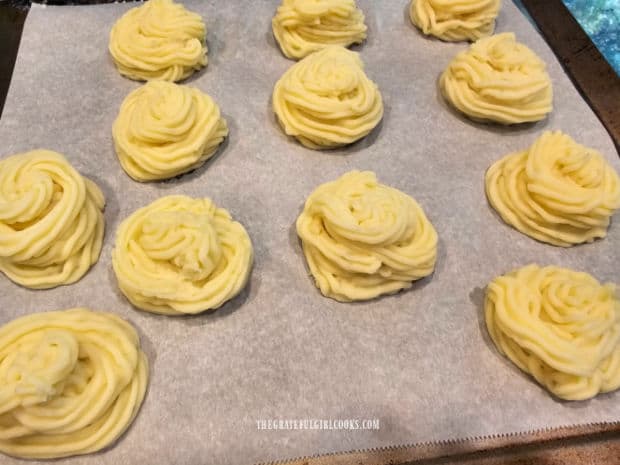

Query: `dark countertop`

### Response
(0, 2, 27, 115)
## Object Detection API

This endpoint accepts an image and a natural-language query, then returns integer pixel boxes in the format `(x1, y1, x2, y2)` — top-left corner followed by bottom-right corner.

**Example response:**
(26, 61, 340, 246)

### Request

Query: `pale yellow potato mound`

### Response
(0, 150, 105, 289)
(109, 0, 207, 82)
(486, 265, 620, 401)
(272, 0, 367, 60)
(0, 308, 148, 459)
(486, 131, 620, 246)
(296, 171, 438, 302)
(113, 81, 228, 181)
(112, 195, 253, 315)
(440, 33, 553, 124)
(273, 46, 383, 149)
(410, 0, 500, 42)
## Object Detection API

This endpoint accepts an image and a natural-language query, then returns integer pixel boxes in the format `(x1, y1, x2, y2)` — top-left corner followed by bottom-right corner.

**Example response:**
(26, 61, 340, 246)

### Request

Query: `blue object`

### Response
(563, 0, 620, 76)
(513, 0, 619, 76)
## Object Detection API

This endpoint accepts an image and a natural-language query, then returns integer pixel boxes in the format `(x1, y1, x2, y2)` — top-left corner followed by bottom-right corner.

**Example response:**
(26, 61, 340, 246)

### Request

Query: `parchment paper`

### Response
(1, 1, 619, 464)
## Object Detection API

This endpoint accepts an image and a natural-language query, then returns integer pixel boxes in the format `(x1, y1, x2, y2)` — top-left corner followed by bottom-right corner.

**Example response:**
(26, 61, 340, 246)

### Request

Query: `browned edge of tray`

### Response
(521, 0, 620, 155)
(259, 422, 620, 465)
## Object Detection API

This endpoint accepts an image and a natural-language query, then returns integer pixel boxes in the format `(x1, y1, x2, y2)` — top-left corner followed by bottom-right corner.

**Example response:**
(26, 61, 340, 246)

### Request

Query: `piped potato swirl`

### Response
(113, 81, 228, 181)
(273, 46, 383, 149)
(109, 0, 207, 82)
(0, 150, 105, 289)
(409, 0, 500, 42)
(440, 33, 553, 124)
(112, 195, 253, 315)
(486, 131, 620, 246)
(0, 308, 148, 459)
(272, 0, 367, 60)
(296, 171, 438, 302)
(485, 265, 620, 401)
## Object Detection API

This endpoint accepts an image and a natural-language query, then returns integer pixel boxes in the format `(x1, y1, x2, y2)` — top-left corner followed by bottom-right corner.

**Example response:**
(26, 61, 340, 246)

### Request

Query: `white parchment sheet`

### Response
(1, 1, 619, 464)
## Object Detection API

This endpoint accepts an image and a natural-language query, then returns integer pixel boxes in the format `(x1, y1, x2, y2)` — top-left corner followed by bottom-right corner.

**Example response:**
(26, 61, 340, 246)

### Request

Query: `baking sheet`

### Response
(1, 1, 619, 464)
